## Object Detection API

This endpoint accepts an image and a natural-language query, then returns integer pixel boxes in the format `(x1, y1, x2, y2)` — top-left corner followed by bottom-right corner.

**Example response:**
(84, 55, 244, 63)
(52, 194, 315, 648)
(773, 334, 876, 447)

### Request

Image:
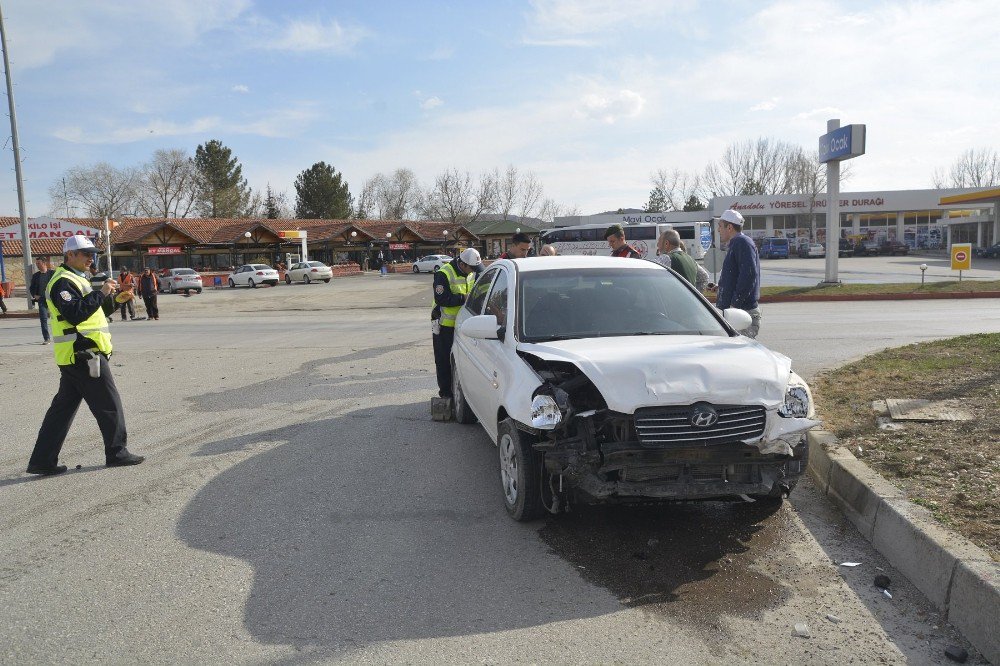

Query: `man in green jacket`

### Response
(657, 229, 698, 286)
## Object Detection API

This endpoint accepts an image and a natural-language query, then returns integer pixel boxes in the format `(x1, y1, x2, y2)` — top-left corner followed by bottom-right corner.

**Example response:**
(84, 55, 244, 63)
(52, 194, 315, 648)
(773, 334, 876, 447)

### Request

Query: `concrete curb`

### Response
(807, 431, 999, 663)
(760, 290, 1000, 303)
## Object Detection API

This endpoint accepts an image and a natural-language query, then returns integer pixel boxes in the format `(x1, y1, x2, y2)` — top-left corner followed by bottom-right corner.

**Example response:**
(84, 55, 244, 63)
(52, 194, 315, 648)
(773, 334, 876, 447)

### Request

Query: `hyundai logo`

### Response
(690, 405, 719, 428)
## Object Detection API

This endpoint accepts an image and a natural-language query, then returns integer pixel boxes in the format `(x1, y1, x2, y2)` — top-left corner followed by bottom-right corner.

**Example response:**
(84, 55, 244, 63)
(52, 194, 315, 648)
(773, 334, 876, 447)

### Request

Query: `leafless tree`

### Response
(356, 169, 424, 219)
(423, 168, 496, 225)
(933, 148, 1000, 188)
(700, 137, 802, 197)
(355, 176, 381, 219)
(50, 163, 141, 219)
(492, 165, 544, 221)
(136, 149, 199, 218)
(647, 168, 701, 211)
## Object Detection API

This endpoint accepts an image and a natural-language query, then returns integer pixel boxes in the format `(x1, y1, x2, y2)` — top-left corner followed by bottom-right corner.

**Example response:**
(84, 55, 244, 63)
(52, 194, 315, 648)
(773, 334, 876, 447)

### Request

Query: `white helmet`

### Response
(459, 248, 482, 266)
(63, 234, 98, 253)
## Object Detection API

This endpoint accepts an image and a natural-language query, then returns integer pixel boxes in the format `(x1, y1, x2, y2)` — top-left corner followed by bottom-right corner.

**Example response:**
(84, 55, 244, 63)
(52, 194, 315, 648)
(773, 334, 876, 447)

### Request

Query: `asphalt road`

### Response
(1, 275, 998, 664)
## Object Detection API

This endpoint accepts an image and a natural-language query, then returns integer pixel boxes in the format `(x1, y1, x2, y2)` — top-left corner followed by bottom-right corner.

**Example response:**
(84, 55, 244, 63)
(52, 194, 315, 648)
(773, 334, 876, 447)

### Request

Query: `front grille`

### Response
(633, 404, 767, 447)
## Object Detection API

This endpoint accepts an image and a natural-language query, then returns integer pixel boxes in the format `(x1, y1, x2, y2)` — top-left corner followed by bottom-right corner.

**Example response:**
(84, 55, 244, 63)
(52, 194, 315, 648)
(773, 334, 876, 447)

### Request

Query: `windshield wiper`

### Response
(532, 334, 581, 342)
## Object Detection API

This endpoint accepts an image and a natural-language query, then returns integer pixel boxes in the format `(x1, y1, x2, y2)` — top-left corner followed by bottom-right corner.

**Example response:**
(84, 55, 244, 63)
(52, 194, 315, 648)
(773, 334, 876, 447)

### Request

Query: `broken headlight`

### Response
(779, 384, 811, 418)
(531, 394, 562, 429)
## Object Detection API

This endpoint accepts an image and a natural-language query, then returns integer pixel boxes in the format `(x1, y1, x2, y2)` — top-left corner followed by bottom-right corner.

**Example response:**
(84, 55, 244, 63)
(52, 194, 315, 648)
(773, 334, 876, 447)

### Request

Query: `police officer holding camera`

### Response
(26, 235, 145, 476)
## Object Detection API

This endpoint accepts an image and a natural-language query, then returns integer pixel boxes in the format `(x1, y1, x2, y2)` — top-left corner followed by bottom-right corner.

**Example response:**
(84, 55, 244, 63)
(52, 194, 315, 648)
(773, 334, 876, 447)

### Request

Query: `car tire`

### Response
(497, 418, 544, 522)
(228, 278, 236, 288)
(195, 288, 202, 294)
(323, 278, 331, 283)
(412, 265, 420, 273)
(451, 364, 477, 425)
(305, 275, 311, 284)
(166, 282, 174, 294)
(284, 274, 291, 284)
(433, 264, 440, 272)
(249, 278, 256, 289)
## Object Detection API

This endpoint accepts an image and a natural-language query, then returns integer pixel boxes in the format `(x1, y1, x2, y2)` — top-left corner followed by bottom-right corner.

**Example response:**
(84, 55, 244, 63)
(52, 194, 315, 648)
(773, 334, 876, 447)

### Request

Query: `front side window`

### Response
(485, 269, 509, 328)
(518, 267, 728, 342)
(464, 267, 497, 315)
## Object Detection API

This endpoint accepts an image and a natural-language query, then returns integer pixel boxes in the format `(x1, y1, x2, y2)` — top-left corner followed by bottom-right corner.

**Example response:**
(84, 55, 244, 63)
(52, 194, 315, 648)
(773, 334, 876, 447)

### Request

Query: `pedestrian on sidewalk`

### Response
(29, 256, 55, 343)
(0, 283, 6, 314)
(138, 267, 159, 320)
(117, 267, 137, 321)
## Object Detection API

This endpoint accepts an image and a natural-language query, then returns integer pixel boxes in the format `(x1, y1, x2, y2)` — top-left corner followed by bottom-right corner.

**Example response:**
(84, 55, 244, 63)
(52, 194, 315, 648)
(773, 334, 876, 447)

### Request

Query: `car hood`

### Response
(516, 335, 793, 413)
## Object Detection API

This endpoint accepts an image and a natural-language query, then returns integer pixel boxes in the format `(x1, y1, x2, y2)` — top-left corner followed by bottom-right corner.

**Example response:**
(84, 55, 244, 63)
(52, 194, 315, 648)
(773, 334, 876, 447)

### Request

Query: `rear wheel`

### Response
(195, 288, 202, 294)
(284, 274, 291, 284)
(249, 278, 256, 289)
(166, 282, 174, 294)
(433, 264, 440, 272)
(412, 265, 420, 273)
(323, 278, 331, 283)
(497, 419, 544, 521)
(305, 275, 311, 284)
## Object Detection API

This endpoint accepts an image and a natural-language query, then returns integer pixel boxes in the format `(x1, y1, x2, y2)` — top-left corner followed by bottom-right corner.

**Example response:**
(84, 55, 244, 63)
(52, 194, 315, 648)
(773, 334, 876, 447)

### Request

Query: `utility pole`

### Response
(0, 1, 32, 307)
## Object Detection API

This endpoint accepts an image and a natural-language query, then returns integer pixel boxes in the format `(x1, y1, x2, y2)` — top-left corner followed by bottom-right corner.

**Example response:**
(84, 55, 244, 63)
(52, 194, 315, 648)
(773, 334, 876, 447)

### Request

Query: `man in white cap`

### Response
(714, 209, 762, 338)
(431, 247, 481, 399)
(27, 235, 145, 476)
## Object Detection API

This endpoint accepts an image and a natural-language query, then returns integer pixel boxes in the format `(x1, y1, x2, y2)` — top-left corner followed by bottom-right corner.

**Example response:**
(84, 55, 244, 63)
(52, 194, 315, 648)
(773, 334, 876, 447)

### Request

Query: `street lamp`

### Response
(919, 263, 928, 285)
(243, 231, 251, 265)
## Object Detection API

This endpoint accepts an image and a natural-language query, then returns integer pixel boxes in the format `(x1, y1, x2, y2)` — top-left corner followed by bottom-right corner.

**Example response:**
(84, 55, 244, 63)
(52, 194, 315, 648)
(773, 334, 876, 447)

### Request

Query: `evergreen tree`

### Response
(294, 162, 352, 219)
(264, 184, 281, 219)
(193, 140, 248, 217)
(644, 186, 668, 212)
(682, 195, 706, 211)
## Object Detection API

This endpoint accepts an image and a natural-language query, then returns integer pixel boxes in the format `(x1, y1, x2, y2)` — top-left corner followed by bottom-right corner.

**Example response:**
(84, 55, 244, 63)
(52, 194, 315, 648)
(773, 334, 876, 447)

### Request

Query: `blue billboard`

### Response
(819, 124, 866, 163)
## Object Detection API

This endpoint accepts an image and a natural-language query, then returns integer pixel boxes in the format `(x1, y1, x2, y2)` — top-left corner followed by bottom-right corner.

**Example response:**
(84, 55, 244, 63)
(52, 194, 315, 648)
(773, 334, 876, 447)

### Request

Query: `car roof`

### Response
(505, 256, 665, 273)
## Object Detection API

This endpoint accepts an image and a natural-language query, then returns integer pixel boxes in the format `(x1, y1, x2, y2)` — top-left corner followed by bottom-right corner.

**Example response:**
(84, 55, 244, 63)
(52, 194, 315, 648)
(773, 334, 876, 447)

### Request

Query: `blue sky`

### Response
(2, 0, 998, 218)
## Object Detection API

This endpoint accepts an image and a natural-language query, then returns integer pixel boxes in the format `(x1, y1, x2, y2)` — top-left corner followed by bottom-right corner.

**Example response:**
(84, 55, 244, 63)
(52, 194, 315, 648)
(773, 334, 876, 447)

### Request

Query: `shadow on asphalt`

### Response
(177, 398, 800, 658)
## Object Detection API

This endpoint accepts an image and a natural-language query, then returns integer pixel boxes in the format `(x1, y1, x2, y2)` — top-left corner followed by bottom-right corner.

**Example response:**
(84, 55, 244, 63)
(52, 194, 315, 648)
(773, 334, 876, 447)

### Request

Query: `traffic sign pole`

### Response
(823, 119, 840, 284)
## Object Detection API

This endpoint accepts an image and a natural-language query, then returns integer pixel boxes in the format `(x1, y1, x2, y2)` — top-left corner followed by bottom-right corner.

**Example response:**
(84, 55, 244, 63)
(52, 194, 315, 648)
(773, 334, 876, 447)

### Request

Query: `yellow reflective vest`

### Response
(45, 265, 112, 366)
(435, 262, 474, 328)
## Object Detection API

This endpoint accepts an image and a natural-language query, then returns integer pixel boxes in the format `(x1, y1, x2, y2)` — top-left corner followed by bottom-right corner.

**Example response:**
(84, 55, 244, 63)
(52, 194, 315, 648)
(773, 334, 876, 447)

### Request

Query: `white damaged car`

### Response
(450, 256, 818, 521)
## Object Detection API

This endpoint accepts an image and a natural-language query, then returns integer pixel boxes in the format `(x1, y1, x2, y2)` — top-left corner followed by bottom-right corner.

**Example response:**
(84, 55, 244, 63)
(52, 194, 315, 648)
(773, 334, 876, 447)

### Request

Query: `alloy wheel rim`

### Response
(499, 434, 518, 505)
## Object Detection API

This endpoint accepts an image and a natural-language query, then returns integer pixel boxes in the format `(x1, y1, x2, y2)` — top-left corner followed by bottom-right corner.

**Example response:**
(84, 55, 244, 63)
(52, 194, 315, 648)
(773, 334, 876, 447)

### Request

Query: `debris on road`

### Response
(944, 645, 969, 663)
(839, 561, 861, 567)
(793, 623, 811, 639)
(825, 614, 842, 624)
(874, 574, 891, 589)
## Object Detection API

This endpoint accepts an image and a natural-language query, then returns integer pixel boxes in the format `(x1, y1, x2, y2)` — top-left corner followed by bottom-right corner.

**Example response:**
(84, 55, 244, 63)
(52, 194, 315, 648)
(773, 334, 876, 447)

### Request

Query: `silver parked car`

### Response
(284, 261, 333, 284)
(159, 268, 203, 294)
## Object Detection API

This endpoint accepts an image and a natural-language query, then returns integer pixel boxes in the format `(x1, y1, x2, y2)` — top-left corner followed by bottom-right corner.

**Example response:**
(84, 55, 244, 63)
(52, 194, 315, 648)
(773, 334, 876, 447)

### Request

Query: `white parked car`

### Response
(797, 242, 826, 258)
(412, 254, 452, 273)
(159, 268, 203, 294)
(228, 264, 279, 288)
(450, 256, 818, 521)
(284, 261, 333, 284)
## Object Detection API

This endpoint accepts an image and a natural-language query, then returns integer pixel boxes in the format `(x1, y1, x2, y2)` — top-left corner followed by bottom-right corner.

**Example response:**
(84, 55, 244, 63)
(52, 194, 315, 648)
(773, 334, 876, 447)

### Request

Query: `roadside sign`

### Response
(278, 230, 304, 239)
(0, 216, 100, 241)
(951, 243, 972, 271)
(147, 246, 182, 255)
(819, 124, 866, 163)
(703, 247, 726, 273)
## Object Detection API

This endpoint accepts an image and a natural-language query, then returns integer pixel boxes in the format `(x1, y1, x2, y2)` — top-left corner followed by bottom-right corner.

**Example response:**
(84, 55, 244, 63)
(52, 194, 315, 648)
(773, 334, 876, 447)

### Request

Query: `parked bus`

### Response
(540, 221, 712, 261)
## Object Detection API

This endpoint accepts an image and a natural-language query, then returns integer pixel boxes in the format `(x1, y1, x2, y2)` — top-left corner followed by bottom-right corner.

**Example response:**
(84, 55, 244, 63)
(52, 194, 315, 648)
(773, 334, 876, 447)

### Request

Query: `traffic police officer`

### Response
(431, 248, 481, 398)
(27, 235, 145, 476)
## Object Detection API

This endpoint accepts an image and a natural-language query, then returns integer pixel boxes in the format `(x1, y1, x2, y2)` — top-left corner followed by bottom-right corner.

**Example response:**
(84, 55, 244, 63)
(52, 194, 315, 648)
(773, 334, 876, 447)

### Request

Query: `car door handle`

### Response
(491, 370, 499, 389)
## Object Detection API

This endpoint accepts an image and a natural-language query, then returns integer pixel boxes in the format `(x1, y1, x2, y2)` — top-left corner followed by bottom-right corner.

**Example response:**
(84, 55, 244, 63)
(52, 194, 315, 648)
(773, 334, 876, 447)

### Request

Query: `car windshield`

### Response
(307, 261, 325, 267)
(175, 269, 197, 275)
(251, 264, 271, 270)
(518, 267, 729, 342)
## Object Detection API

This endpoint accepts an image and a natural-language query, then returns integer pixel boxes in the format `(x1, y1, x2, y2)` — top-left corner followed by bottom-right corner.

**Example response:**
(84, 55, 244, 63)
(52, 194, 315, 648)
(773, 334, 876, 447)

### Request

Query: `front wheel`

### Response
(412, 265, 420, 273)
(305, 275, 311, 284)
(452, 363, 477, 424)
(228, 278, 236, 288)
(284, 274, 291, 284)
(195, 288, 202, 294)
(497, 419, 544, 521)
(166, 283, 174, 294)
(323, 278, 331, 283)
(249, 278, 256, 289)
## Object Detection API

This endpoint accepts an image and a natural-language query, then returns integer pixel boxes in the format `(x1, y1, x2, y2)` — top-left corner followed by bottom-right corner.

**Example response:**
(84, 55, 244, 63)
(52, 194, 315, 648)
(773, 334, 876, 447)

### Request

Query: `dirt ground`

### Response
(812, 333, 999, 561)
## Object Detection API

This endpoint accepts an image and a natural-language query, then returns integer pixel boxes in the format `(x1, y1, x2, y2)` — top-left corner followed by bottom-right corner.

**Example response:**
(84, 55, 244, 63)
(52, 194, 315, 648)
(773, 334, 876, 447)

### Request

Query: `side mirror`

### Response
(460, 314, 500, 340)
(722, 308, 753, 331)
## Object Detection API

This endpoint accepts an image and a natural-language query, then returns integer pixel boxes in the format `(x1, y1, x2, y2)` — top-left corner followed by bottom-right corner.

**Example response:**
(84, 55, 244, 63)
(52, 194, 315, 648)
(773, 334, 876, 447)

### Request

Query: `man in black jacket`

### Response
(29, 257, 54, 344)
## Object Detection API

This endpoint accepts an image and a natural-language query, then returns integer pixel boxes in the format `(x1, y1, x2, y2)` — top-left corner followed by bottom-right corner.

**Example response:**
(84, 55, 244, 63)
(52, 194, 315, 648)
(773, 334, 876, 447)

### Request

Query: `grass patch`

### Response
(813, 333, 1000, 560)
(761, 279, 1000, 297)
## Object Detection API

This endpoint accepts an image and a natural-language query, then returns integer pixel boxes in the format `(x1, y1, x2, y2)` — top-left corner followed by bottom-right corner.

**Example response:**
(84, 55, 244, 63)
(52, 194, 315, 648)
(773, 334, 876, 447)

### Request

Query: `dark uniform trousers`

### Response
(30, 354, 128, 467)
(432, 325, 456, 398)
(142, 295, 158, 319)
